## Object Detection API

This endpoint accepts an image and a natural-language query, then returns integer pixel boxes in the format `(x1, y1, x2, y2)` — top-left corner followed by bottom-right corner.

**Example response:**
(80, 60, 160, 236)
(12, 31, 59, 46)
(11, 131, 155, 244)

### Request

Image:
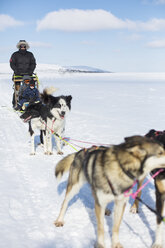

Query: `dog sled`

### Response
(12, 73, 39, 109)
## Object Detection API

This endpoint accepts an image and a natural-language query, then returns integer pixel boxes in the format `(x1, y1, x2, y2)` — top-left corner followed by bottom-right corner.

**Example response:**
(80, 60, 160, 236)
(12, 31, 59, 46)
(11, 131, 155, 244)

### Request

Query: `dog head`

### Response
(123, 135, 165, 179)
(41, 89, 72, 120)
(51, 96, 72, 120)
(145, 129, 165, 149)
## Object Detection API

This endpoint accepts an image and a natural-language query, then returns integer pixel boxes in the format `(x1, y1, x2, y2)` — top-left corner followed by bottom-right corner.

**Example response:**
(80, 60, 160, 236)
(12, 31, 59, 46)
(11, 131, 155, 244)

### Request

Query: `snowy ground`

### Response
(0, 64, 165, 248)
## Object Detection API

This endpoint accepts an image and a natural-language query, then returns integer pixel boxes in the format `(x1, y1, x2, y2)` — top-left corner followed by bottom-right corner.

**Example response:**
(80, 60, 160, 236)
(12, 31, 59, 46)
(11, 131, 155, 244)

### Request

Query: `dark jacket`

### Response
(10, 49, 36, 76)
(19, 86, 40, 106)
(18, 83, 29, 99)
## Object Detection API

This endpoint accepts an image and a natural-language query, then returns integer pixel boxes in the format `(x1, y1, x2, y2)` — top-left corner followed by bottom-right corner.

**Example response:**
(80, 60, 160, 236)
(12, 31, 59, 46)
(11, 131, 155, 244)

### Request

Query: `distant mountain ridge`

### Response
(0, 63, 110, 74)
(63, 65, 110, 73)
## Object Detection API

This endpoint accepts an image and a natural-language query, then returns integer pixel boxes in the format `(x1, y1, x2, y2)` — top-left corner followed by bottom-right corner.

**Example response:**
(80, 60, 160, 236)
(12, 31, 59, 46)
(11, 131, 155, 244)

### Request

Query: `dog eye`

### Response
(56, 103, 61, 108)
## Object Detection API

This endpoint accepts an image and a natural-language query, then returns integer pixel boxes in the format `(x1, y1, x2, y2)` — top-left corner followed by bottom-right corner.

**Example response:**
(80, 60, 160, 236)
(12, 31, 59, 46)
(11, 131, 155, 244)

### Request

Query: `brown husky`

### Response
(54, 135, 165, 248)
(130, 130, 165, 248)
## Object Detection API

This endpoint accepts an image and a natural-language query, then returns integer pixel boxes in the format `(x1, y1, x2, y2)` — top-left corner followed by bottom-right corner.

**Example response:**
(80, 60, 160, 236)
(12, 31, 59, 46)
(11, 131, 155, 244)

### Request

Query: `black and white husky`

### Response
(20, 89, 72, 155)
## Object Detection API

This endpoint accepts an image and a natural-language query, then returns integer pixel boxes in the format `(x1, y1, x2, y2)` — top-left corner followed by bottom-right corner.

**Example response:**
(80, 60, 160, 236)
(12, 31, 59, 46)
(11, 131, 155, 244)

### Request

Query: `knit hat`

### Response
(22, 75, 31, 81)
(16, 40, 30, 49)
(29, 79, 35, 86)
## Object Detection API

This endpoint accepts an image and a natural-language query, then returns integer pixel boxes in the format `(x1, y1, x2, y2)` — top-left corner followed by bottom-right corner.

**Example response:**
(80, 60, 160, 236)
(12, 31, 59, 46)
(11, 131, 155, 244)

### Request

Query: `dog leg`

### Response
(29, 122, 35, 155)
(45, 131, 53, 155)
(54, 174, 85, 227)
(152, 180, 165, 248)
(94, 201, 106, 248)
(130, 179, 143, 214)
(48, 132, 53, 155)
(30, 133, 35, 155)
(112, 196, 127, 248)
(40, 130, 44, 144)
(152, 222, 164, 248)
(42, 130, 48, 154)
(55, 133, 63, 155)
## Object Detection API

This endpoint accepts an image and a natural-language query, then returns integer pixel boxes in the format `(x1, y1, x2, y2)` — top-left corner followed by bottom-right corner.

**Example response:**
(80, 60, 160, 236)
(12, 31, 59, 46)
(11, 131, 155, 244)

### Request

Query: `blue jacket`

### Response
(19, 86, 40, 106)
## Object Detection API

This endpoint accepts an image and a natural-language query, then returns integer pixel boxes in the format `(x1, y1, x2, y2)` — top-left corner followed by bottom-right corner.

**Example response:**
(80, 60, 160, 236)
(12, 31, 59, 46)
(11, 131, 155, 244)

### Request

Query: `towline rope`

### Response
(63, 137, 112, 147)
(40, 119, 112, 152)
(40, 119, 79, 152)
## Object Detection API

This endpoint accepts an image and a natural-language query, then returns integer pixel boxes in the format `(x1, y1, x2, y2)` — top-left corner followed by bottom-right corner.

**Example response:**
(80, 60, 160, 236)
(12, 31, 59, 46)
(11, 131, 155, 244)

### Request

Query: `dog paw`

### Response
(30, 152, 35, 155)
(105, 208, 111, 216)
(130, 206, 138, 214)
(57, 151, 63, 155)
(112, 242, 123, 248)
(152, 243, 163, 248)
(44, 152, 53, 155)
(94, 243, 104, 248)
(54, 220, 64, 227)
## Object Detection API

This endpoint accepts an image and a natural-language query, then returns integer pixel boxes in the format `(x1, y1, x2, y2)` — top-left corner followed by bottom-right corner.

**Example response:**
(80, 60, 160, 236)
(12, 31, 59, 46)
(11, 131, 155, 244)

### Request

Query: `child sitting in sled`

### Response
(14, 79, 40, 111)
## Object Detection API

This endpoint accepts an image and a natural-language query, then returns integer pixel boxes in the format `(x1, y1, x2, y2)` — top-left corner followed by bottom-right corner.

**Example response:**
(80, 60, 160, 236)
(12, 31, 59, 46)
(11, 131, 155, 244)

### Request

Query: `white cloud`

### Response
(154, 0, 165, 4)
(0, 14, 23, 31)
(147, 39, 165, 47)
(142, 0, 165, 5)
(36, 9, 165, 32)
(36, 9, 134, 32)
(29, 41, 52, 48)
(139, 18, 165, 31)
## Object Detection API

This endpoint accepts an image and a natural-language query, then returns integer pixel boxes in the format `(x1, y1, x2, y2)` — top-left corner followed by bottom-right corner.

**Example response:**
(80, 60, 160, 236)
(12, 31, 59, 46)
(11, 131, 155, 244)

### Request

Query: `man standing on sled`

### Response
(10, 40, 36, 108)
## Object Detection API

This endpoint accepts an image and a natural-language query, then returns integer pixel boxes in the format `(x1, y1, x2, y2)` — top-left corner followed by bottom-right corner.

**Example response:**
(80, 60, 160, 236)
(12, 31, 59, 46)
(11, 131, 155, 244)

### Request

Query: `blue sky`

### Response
(1, 0, 165, 72)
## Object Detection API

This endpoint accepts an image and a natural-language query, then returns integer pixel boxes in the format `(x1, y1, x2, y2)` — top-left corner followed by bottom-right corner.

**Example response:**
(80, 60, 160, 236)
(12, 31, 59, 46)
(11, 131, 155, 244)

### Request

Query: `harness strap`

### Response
(40, 119, 79, 151)
(51, 119, 56, 131)
(124, 168, 164, 199)
(124, 168, 165, 223)
(105, 175, 117, 195)
(136, 196, 165, 222)
(116, 154, 136, 180)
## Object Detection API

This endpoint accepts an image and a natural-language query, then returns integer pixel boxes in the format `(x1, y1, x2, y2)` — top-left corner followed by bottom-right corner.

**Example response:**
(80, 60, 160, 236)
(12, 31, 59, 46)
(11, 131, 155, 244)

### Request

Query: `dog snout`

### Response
(61, 111, 65, 116)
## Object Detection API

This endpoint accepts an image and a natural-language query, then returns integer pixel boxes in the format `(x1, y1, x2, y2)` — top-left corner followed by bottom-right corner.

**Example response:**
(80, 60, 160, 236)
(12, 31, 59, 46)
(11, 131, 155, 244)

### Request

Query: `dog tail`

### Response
(40, 87, 58, 104)
(55, 153, 76, 180)
(44, 86, 58, 95)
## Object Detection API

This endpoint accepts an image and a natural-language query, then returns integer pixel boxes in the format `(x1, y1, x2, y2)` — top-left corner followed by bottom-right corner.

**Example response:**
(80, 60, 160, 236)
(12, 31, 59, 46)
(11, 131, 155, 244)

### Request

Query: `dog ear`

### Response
(145, 129, 156, 137)
(66, 95, 72, 109)
(125, 135, 144, 143)
(66, 95, 72, 102)
(126, 145, 147, 158)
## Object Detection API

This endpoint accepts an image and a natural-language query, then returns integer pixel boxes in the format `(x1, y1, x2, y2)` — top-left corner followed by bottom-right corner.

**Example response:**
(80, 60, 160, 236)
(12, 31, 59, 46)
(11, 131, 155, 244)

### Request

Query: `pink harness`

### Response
(124, 168, 164, 199)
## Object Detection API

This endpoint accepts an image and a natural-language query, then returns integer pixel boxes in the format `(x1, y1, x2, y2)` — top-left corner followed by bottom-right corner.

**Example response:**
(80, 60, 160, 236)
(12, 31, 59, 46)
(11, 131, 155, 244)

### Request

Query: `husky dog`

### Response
(20, 89, 72, 155)
(54, 135, 165, 248)
(130, 130, 165, 248)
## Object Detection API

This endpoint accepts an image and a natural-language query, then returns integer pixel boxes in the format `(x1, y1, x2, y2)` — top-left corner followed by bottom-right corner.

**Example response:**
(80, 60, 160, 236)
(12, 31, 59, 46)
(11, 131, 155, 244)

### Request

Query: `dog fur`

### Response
(20, 89, 72, 155)
(54, 135, 165, 248)
(130, 129, 165, 248)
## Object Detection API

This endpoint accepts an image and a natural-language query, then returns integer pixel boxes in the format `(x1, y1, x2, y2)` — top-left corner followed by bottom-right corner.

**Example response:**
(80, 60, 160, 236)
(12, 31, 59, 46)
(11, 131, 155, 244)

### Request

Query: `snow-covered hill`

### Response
(62, 65, 110, 73)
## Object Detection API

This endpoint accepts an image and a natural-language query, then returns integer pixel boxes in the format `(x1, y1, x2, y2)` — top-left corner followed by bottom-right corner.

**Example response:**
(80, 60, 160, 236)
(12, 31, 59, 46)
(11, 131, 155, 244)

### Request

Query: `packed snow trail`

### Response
(0, 69, 165, 248)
